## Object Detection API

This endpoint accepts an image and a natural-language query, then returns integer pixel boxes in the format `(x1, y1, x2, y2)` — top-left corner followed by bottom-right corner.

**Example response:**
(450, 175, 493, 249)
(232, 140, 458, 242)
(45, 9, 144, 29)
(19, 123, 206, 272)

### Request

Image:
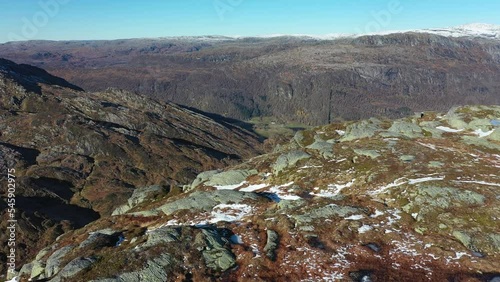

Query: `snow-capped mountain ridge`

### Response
(231, 23, 500, 41)
(421, 23, 500, 39)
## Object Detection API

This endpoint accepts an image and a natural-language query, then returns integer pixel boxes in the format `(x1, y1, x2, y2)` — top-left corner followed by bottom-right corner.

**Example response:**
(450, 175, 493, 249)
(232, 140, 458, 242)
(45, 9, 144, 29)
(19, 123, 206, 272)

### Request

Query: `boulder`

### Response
(205, 169, 258, 187)
(384, 120, 423, 138)
(79, 230, 121, 249)
(45, 245, 74, 278)
(157, 190, 259, 215)
(185, 170, 220, 191)
(340, 119, 382, 142)
(90, 253, 173, 282)
(263, 230, 279, 261)
(487, 128, 500, 142)
(293, 204, 361, 224)
(140, 227, 181, 249)
(112, 185, 164, 215)
(197, 228, 236, 271)
(272, 150, 310, 174)
(306, 135, 334, 158)
(51, 257, 97, 282)
(353, 149, 381, 159)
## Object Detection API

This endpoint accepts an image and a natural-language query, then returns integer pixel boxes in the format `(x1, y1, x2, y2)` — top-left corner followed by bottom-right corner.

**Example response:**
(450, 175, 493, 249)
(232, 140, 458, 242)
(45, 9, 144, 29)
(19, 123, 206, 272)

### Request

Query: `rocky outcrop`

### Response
(0, 59, 262, 278)
(272, 150, 310, 174)
(112, 185, 165, 215)
(10, 106, 500, 281)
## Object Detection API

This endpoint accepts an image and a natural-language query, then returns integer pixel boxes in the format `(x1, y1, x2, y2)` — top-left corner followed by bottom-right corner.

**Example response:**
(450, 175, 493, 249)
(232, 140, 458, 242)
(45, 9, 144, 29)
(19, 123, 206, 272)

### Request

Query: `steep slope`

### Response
(1, 30, 500, 124)
(0, 59, 262, 279)
(15, 105, 500, 281)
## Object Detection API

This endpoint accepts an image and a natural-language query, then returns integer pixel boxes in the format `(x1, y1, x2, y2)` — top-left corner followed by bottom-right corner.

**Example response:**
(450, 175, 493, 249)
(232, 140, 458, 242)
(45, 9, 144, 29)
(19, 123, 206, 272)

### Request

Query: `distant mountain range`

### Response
(1, 24, 499, 126)
(223, 23, 500, 41)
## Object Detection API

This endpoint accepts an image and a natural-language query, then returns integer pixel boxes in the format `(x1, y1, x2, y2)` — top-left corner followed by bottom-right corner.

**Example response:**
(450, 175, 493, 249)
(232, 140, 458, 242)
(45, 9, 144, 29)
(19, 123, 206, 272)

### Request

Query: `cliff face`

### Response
(1, 33, 500, 125)
(0, 59, 262, 279)
(13, 104, 500, 281)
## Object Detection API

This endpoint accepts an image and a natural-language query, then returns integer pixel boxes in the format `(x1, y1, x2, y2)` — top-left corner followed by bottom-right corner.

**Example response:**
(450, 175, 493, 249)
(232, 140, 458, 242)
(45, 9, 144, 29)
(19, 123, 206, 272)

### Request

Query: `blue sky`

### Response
(1, 0, 500, 43)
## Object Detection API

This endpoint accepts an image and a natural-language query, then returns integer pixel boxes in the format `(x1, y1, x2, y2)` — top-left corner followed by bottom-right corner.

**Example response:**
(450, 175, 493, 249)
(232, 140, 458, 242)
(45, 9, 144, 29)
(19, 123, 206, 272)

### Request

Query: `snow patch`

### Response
(345, 214, 364, 220)
(268, 182, 301, 201)
(239, 183, 268, 192)
(436, 126, 464, 133)
(215, 181, 247, 190)
(358, 225, 373, 234)
(299, 165, 323, 169)
(473, 129, 494, 138)
(408, 176, 445, 184)
(417, 142, 437, 150)
(369, 177, 406, 195)
(371, 210, 384, 218)
(210, 204, 253, 223)
(312, 180, 355, 198)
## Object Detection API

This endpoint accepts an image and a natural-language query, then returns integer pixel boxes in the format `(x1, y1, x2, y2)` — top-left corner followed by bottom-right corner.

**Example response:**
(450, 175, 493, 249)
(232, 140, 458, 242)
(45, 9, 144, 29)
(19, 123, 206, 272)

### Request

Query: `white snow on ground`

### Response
(371, 209, 384, 218)
(268, 182, 301, 201)
(386, 209, 402, 226)
(417, 142, 437, 150)
(473, 129, 494, 137)
(162, 204, 253, 227)
(312, 180, 355, 198)
(370, 176, 444, 195)
(299, 165, 323, 169)
(358, 225, 373, 233)
(436, 126, 464, 133)
(250, 244, 261, 258)
(421, 23, 500, 39)
(408, 176, 445, 184)
(369, 177, 406, 195)
(345, 214, 364, 220)
(453, 180, 500, 187)
(5, 277, 19, 282)
(239, 183, 268, 192)
(215, 181, 247, 190)
(210, 204, 253, 223)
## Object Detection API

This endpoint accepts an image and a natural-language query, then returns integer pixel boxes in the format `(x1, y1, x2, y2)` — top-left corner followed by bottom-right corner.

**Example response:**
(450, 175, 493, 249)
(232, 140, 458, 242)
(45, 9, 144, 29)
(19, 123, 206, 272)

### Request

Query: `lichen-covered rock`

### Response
(340, 118, 382, 142)
(404, 185, 485, 215)
(384, 120, 423, 138)
(79, 230, 121, 249)
(51, 257, 97, 282)
(204, 169, 258, 187)
(306, 135, 334, 158)
(399, 155, 416, 162)
(112, 185, 164, 215)
(272, 150, 310, 174)
(157, 190, 260, 215)
(293, 131, 306, 147)
(90, 253, 173, 282)
(353, 149, 381, 159)
(140, 227, 181, 249)
(185, 170, 220, 191)
(488, 128, 500, 141)
(45, 245, 74, 277)
(197, 228, 236, 271)
(293, 204, 361, 224)
(263, 230, 279, 261)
